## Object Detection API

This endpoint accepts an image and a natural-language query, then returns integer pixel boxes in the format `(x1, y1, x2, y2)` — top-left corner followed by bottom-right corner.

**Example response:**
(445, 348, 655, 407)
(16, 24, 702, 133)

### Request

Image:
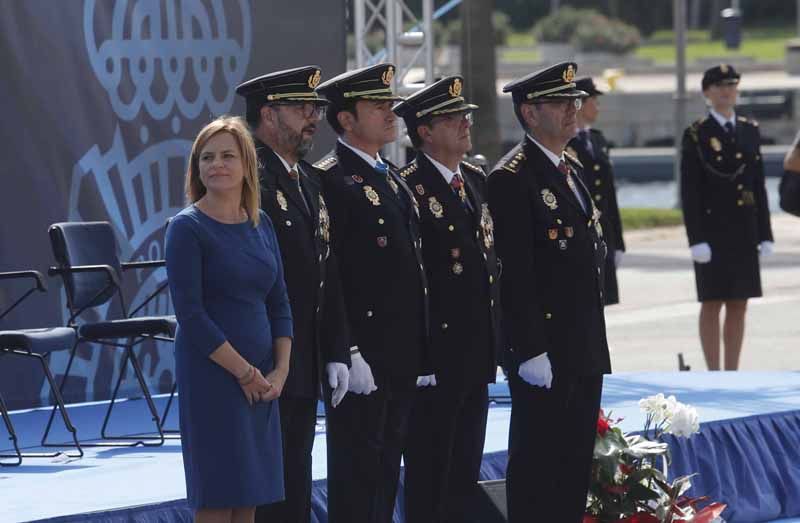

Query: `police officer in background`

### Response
(487, 62, 611, 522)
(393, 76, 501, 522)
(314, 63, 429, 523)
(235, 66, 351, 523)
(680, 64, 774, 371)
(568, 76, 626, 305)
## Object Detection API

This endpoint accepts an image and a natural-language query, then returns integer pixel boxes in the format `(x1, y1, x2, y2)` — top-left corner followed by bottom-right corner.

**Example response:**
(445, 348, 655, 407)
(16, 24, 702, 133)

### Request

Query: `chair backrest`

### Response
(49, 222, 122, 311)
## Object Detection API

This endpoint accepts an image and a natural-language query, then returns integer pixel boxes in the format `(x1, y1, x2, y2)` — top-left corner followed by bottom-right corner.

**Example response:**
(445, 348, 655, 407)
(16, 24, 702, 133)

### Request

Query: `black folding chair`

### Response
(0, 270, 82, 465)
(43, 222, 176, 448)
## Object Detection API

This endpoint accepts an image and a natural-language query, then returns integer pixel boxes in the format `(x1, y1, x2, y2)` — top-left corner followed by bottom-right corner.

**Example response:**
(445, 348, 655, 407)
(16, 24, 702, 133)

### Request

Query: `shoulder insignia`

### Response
(737, 116, 748, 123)
(313, 156, 338, 171)
(461, 160, 484, 175)
(738, 116, 758, 127)
(501, 150, 526, 174)
(399, 162, 418, 178)
(563, 151, 583, 170)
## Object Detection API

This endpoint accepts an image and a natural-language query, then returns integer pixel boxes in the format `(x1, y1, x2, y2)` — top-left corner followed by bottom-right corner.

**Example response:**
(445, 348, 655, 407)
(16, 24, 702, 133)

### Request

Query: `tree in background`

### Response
(460, 0, 501, 164)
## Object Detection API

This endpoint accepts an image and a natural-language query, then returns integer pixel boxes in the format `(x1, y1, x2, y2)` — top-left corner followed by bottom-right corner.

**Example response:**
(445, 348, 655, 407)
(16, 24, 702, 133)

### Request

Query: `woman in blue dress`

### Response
(166, 116, 293, 522)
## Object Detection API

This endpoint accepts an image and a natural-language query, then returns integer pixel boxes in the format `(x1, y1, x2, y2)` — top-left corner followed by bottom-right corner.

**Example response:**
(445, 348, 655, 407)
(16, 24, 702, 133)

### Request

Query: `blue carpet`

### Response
(2, 372, 799, 522)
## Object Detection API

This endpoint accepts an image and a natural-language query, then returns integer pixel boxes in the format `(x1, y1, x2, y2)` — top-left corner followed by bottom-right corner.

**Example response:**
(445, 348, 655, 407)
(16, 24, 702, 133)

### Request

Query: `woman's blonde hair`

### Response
(185, 115, 261, 225)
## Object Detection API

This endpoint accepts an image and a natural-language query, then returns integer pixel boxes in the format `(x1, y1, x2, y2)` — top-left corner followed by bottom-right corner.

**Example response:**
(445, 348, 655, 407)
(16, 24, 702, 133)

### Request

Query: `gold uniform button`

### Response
(594, 194, 602, 201)
(378, 218, 385, 224)
(556, 219, 563, 224)
(737, 184, 743, 190)
(737, 200, 744, 206)
(366, 310, 373, 317)
(593, 164, 600, 171)
(716, 155, 722, 162)
(286, 220, 292, 226)
(442, 323, 448, 330)
(545, 312, 552, 320)
(594, 179, 602, 186)
(735, 152, 743, 159)
(448, 225, 455, 232)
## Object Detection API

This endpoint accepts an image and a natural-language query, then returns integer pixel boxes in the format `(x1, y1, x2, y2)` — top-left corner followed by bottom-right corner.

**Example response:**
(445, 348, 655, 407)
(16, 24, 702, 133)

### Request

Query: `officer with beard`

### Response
(236, 66, 351, 523)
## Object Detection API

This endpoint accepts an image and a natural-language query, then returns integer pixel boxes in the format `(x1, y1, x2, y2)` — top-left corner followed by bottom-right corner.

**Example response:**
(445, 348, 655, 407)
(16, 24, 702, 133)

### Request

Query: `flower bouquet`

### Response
(584, 394, 727, 523)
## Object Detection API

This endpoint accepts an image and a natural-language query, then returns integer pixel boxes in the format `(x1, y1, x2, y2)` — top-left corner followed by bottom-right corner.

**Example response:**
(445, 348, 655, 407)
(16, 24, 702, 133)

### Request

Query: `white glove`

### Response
(347, 350, 377, 395)
(614, 250, 624, 267)
(326, 362, 349, 408)
(690, 242, 712, 264)
(759, 241, 774, 257)
(518, 352, 553, 389)
(416, 374, 438, 387)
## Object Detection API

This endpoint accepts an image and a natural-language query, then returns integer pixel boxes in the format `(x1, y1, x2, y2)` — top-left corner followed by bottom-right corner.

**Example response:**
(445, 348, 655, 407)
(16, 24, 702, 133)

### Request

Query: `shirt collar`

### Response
(274, 152, 297, 175)
(709, 108, 736, 130)
(338, 137, 382, 169)
(527, 133, 564, 168)
(424, 153, 461, 185)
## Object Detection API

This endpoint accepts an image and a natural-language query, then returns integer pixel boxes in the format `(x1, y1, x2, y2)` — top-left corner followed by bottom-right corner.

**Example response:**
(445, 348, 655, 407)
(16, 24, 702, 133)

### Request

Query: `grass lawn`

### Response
(500, 26, 794, 64)
(636, 27, 794, 64)
(620, 208, 684, 230)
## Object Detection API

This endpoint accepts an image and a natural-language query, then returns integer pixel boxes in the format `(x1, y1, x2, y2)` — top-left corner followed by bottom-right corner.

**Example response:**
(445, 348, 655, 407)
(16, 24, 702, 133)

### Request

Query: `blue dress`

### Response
(165, 205, 293, 509)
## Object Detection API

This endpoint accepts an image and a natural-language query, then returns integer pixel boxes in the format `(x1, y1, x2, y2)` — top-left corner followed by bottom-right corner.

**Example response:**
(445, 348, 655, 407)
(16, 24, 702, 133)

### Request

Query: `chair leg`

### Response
(41, 340, 79, 448)
(0, 392, 22, 466)
(125, 344, 165, 446)
(34, 353, 83, 458)
(99, 346, 131, 440)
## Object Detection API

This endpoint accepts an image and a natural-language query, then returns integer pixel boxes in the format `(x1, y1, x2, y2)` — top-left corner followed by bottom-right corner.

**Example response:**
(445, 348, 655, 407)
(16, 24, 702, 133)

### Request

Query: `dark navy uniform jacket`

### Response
(257, 140, 349, 398)
(315, 140, 430, 378)
(400, 153, 500, 387)
(487, 137, 611, 376)
(680, 115, 773, 251)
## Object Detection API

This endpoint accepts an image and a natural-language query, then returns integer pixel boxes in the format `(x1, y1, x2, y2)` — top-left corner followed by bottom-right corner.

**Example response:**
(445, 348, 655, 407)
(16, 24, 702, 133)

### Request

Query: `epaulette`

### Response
(500, 149, 525, 174)
(461, 160, 485, 175)
(737, 115, 759, 127)
(563, 151, 583, 170)
(399, 162, 418, 178)
(313, 156, 338, 171)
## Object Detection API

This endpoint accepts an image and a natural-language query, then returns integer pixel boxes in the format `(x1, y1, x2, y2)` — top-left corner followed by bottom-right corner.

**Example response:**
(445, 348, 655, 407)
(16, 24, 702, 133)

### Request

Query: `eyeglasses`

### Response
(431, 111, 474, 126)
(270, 102, 326, 121)
(531, 98, 583, 111)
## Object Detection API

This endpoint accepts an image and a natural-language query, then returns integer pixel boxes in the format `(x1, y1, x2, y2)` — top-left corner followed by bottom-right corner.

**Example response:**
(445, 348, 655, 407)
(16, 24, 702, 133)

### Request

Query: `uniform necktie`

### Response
(289, 168, 310, 214)
(450, 172, 472, 213)
(558, 160, 587, 213)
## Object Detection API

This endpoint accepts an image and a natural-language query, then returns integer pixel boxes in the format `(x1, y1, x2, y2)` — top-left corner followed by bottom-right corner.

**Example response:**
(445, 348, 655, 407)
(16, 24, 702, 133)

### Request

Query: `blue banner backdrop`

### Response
(0, 0, 346, 409)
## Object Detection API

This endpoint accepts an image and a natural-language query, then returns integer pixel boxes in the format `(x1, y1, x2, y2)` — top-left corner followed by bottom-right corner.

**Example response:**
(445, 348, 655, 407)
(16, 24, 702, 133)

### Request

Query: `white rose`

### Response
(665, 404, 700, 437)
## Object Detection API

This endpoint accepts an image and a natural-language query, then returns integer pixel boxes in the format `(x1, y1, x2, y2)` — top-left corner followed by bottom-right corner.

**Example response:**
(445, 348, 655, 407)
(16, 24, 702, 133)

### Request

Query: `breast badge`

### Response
(452, 262, 464, 275)
(318, 195, 330, 243)
(450, 248, 461, 259)
(564, 226, 574, 238)
(415, 184, 425, 195)
(428, 196, 444, 218)
(558, 239, 568, 250)
(377, 236, 388, 248)
(352, 174, 364, 183)
(710, 136, 722, 152)
(541, 188, 558, 210)
(480, 203, 495, 249)
(276, 190, 288, 211)
(364, 185, 381, 206)
(548, 228, 558, 240)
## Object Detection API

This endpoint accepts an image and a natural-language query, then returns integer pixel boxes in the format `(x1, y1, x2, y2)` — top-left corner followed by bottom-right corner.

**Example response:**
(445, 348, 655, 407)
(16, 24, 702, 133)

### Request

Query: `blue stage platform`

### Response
(2, 372, 800, 523)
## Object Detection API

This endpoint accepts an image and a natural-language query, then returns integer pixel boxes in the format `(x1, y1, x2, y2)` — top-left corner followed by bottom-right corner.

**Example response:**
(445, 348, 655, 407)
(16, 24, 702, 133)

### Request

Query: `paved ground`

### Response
(606, 213, 800, 372)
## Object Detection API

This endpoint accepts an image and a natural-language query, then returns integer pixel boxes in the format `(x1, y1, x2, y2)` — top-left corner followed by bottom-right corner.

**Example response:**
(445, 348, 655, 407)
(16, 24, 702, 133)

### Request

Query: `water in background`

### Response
(617, 178, 783, 212)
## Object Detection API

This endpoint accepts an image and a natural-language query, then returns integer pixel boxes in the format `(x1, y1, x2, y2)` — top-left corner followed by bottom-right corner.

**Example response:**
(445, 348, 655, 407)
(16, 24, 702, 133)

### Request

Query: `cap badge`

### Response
(710, 136, 722, 152)
(308, 69, 321, 89)
(541, 188, 558, 210)
(382, 66, 395, 86)
(562, 64, 575, 83)
(720, 64, 729, 74)
(449, 78, 462, 97)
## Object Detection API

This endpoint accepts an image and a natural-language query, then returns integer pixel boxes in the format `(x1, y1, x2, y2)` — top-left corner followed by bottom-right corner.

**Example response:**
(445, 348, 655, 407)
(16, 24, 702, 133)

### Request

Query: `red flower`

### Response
(597, 411, 610, 436)
(619, 463, 634, 475)
(620, 514, 660, 523)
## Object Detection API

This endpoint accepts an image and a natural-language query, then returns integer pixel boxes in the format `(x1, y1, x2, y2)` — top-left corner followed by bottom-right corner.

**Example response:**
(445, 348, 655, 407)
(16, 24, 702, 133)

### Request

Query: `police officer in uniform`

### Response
(567, 76, 626, 305)
(235, 66, 351, 523)
(393, 76, 501, 522)
(487, 62, 611, 523)
(680, 64, 774, 371)
(313, 63, 429, 523)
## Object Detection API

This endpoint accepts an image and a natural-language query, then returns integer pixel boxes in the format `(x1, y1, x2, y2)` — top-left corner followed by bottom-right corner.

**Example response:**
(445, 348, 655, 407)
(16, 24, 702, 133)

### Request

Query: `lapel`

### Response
(417, 153, 469, 221)
(523, 138, 587, 217)
(258, 142, 312, 220)
(298, 162, 320, 219)
(460, 164, 483, 227)
(336, 141, 406, 213)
